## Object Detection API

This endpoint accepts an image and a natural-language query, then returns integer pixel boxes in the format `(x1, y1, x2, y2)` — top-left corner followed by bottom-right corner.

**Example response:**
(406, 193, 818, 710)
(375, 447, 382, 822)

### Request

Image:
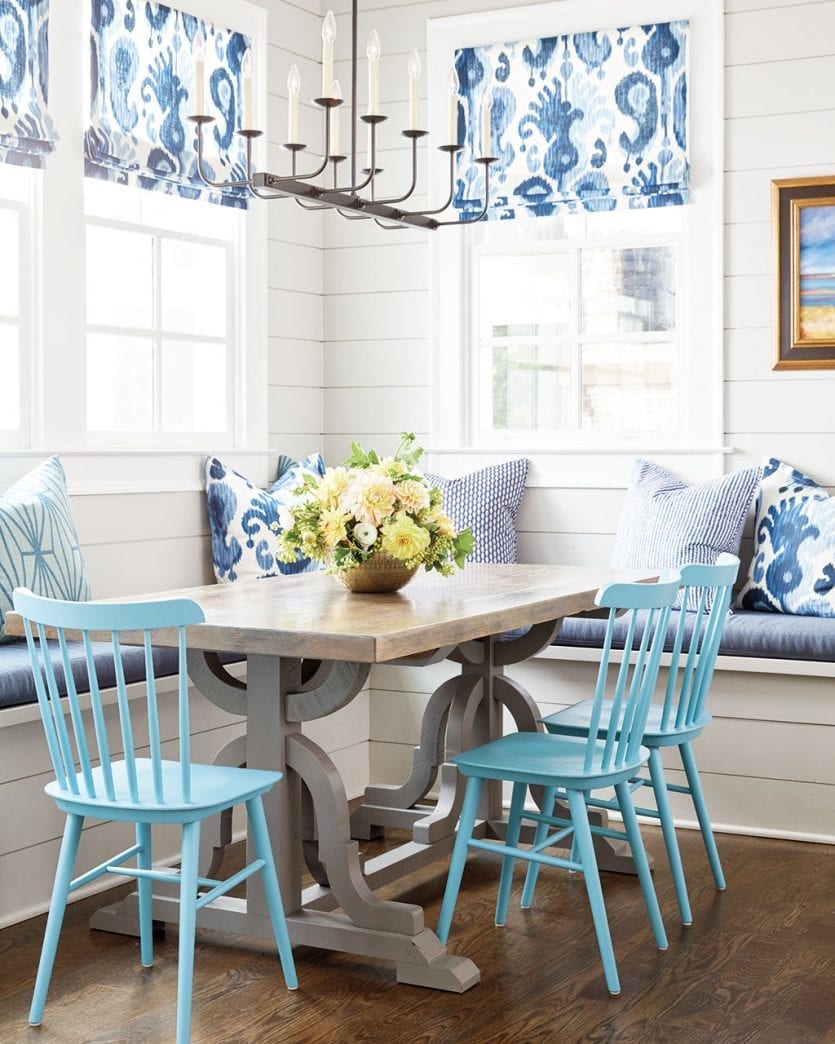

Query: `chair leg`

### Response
(614, 781, 668, 951)
(520, 784, 556, 909)
(437, 775, 483, 944)
(29, 813, 84, 1026)
(176, 820, 201, 1044)
(647, 747, 693, 925)
(136, 822, 154, 967)
(679, 741, 726, 890)
(495, 781, 526, 926)
(566, 789, 620, 997)
(246, 796, 298, 990)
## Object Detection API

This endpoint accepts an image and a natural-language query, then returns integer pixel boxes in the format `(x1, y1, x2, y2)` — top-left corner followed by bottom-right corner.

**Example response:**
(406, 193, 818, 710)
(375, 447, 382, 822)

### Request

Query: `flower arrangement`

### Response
(274, 433, 474, 578)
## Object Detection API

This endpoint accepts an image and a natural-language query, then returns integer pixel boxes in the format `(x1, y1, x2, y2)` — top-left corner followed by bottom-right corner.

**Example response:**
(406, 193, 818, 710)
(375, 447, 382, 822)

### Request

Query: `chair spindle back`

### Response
(12, 589, 204, 806)
(587, 577, 681, 773)
(658, 554, 740, 733)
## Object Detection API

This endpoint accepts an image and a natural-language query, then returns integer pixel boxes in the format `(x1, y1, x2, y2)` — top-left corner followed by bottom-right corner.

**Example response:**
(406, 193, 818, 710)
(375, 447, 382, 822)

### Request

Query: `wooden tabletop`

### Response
(3, 564, 649, 663)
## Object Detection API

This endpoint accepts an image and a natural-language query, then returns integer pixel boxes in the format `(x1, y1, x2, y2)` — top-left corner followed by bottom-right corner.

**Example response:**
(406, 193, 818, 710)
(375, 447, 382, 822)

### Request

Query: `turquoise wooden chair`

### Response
(13, 588, 297, 1043)
(538, 554, 739, 926)
(437, 576, 681, 997)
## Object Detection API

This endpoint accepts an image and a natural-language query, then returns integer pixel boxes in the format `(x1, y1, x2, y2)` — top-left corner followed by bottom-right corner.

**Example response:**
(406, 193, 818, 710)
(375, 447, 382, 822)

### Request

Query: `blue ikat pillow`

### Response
(205, 453, 325, 583)
(425, 458, 529, 563)
(736, 458, 835, 616)
(611, 458, 761, 610)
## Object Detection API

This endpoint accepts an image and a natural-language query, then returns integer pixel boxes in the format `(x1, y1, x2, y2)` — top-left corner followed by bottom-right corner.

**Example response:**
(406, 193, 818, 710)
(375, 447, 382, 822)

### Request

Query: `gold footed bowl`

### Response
(336, 553, 419, 593)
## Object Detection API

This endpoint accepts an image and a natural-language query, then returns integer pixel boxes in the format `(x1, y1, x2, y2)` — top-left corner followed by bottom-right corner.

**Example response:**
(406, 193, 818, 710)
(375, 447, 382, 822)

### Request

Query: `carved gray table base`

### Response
(350, 620, 640, 874)
(90, 648, 479, 992)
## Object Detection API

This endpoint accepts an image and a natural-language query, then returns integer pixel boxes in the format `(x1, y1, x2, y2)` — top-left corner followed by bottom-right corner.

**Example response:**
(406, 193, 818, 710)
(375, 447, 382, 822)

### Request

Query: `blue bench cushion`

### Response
(555, 609, 835, 663)
(0, 642, 246, 712)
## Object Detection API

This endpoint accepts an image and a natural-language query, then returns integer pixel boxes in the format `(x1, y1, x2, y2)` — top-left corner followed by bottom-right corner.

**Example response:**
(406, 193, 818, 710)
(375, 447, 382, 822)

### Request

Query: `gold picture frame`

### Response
(773, 176, 835, 370)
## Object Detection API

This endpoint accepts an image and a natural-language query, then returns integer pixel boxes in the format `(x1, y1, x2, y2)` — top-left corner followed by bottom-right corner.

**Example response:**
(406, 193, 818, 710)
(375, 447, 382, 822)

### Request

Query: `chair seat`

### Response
(452, 731, 649, 789)
(543, 700, 710, 746)
(47, 759, 281, 822)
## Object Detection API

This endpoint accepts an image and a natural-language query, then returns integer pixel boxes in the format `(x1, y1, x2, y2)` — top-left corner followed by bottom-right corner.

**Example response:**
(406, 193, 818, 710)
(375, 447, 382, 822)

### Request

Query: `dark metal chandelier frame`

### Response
(189, 1, 494, 230)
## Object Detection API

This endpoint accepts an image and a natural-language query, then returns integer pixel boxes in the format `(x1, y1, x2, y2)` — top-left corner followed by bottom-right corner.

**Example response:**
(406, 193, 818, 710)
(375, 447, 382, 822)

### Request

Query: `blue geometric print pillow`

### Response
(205, 453, 325, 583)
(736, 458, 835, 616)
(424, 458, 529, 563)
(0, 456, 91, 641)
(611, 458, 761, 610)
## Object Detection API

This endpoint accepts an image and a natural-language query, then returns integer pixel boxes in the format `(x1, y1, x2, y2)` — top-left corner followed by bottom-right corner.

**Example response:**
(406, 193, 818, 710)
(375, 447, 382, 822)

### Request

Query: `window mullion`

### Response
(571, 248, 582, 433)
(153, 235, 163, 433)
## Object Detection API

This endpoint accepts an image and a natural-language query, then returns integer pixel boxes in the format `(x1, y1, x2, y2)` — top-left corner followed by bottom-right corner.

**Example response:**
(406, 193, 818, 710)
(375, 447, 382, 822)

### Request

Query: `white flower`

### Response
(277, 506, 295, 531)
(353, 521, 378, 548)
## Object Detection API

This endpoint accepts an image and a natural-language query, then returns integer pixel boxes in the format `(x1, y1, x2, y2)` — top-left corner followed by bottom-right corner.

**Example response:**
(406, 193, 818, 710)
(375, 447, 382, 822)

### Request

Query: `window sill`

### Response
(427, 446, 733, 488)
(0, 448, 276, 496)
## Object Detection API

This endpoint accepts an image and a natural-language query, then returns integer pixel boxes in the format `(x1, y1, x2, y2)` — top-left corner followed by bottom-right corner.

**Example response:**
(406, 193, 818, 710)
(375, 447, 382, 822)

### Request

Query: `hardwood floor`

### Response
(0, 827, 833, 1043)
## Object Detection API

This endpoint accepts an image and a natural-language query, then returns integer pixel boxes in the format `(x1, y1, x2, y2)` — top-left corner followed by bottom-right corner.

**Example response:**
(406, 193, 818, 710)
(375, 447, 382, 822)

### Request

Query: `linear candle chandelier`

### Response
(189, 3, 495, 230)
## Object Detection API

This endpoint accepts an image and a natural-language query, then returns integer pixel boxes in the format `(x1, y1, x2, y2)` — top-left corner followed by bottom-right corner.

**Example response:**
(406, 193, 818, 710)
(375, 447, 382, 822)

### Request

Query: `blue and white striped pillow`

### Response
(425, 458, 529, 563)
(611, 459, 760, 609)
(0, 457, 91, 641)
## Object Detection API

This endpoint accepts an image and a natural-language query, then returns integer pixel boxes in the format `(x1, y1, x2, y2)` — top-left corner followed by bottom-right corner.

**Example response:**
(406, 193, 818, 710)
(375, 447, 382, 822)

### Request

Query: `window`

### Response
(84, 180, 240, 445)
(1, 0, 267, 464)
(0, 164, 35, 447)
(474, 208, 680, 446)
(429, 0, 724, 486)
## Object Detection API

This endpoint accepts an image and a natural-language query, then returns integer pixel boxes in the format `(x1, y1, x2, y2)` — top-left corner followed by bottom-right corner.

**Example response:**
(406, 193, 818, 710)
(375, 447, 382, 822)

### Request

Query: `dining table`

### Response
(74, 562, 651, 992)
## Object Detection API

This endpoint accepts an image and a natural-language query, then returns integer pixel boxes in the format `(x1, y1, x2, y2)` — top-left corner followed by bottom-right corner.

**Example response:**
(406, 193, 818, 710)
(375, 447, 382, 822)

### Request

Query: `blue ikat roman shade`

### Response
(454, 21, 689, 220)
(0, 0, 58, 168)
(85, 0, 250, 208)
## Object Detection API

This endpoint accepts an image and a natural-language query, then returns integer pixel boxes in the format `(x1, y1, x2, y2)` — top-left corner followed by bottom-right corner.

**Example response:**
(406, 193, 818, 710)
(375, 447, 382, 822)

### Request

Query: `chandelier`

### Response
(189, 2, 495, 230)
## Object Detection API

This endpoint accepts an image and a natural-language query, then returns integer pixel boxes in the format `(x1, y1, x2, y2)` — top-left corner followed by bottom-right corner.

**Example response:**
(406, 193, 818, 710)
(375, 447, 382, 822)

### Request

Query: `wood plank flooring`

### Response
(0, 827, 833, 1043)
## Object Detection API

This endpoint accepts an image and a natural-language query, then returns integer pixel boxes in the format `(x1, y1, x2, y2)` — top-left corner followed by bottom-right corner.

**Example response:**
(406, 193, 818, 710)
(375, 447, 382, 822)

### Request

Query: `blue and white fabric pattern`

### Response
(0, 0, 58, 168)
(611, 458, 760, 610)
(736, 458, 835, 617)
(0, 457, 91, 642)
(205, 453, 326, 583)
(86, 0, 250, 207)
(454, 21, 688, 220)
(424, 459, 529, 563)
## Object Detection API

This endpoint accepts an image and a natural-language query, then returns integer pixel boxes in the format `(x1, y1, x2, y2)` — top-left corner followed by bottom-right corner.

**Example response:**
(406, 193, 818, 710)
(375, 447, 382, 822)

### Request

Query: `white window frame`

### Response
(0, 166, 36, 449)
(427, 0, 725, 488)
(2, 0, 269, 491)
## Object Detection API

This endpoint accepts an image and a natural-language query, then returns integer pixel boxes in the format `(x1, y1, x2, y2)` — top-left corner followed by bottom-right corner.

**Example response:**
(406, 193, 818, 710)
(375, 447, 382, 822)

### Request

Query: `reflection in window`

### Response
(477, 229, 678, 438)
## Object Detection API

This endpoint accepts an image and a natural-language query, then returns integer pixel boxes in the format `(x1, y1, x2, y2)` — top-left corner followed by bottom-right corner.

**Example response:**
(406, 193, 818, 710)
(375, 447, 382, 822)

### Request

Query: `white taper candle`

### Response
(321, 11, 336, 99)
(367, 30, 380, 116)
(287, 64, 300, 143)
(408, 49, 421, 129)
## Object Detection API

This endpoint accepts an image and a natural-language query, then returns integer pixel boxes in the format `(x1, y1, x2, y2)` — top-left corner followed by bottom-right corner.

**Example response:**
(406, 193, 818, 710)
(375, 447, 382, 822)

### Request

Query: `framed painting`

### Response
(773, 176, 835, 370)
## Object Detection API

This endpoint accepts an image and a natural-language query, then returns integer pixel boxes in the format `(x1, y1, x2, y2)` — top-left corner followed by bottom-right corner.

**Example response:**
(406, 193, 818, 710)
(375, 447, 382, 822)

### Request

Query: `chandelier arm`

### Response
(190, 117, 252, 189)
(433, 158, 496, 227)
(249, 183, 289, 200)
(399, 146, 460, 218)
(373, 218, 410, 230)
(372, 130, 424, 205)
(295, 198, 331, 210)
(326, 115, 384, 196)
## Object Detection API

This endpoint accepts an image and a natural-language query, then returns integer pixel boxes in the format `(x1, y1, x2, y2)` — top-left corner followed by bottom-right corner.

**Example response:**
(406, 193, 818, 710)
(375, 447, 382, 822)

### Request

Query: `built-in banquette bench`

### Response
(0, 451, 373, 930)
(370, 456, 835, 850)
(370, 607, 835, 853)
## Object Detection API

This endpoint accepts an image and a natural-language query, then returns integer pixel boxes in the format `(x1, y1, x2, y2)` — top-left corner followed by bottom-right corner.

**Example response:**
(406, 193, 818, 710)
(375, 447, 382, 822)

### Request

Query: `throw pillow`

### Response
(611, 458, 760, 609)
(205, 453, 325, 583)
(424, 458, 529, 563)
(736, 458, 835, 616)
(0, 456, 91, 641)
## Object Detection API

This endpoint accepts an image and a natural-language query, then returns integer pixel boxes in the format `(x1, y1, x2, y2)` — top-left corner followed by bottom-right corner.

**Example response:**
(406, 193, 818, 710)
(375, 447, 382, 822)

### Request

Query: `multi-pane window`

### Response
(474, 207, 681, 446)
(84, 180, 240, 444)
(0, 165, 34, 444)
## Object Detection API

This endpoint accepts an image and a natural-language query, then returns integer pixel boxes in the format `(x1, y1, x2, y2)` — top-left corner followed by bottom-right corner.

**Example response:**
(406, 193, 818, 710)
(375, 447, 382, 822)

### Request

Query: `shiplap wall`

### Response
(318, 0, 835, 790)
